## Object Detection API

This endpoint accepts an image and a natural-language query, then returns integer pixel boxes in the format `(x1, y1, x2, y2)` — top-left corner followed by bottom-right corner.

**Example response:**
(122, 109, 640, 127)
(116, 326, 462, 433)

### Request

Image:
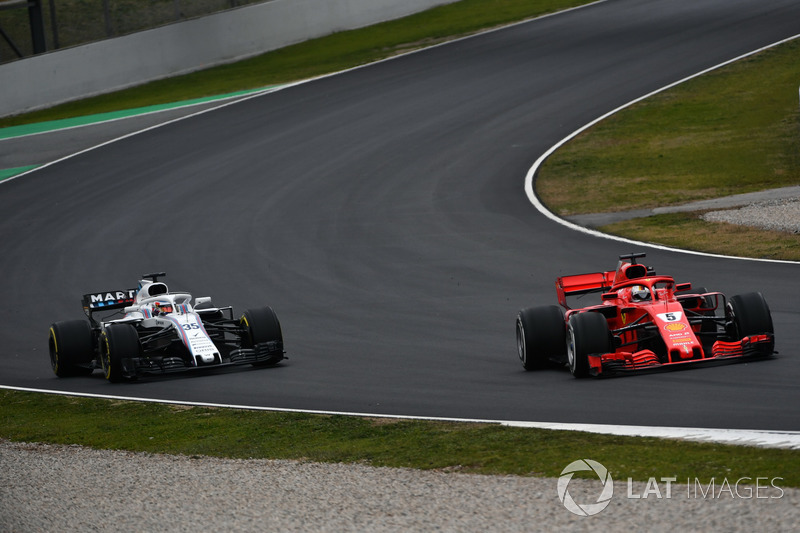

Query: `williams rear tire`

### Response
(48, 320, 94, 377)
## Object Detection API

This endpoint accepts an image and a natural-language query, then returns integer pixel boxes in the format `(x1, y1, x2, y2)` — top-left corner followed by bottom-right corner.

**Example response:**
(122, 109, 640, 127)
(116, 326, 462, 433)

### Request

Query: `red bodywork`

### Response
(556, 256, 773, 376)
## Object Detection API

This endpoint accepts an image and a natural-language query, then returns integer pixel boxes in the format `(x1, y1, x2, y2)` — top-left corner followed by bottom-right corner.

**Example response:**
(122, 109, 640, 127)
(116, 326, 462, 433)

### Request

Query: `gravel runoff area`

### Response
(702, 197, 800, 234)
(1, 440, 797, 532)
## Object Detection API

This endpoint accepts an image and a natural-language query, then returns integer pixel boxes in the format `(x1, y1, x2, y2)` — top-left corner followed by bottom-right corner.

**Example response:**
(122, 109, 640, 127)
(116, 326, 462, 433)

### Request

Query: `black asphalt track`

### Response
(1, 0, 799, 431)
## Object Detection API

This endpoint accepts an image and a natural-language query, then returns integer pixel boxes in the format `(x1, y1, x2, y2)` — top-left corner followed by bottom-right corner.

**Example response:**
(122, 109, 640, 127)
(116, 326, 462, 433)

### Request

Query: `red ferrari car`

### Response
(516, 253, 775, 377)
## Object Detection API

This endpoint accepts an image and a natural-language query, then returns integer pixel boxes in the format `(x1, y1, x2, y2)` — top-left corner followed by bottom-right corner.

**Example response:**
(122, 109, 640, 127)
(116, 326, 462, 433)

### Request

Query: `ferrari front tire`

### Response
(48, 320, 94, 377)
(516, 306, 566, 370)
(240, 306, 284, 366)
(101, 324, 141, 382)
(728, 292, 774, 353)
(567, 312, 610, 378)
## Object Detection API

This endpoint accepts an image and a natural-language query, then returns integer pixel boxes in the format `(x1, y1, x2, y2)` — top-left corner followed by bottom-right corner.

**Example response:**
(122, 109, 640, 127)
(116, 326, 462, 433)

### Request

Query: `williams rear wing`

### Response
(82, 289, 137, 317)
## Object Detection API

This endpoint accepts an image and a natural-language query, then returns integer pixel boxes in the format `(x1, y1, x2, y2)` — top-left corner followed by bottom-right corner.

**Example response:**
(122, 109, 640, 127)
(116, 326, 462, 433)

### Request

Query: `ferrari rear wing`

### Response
(556, 271, 615, 308)
(82, 289, 137, 315)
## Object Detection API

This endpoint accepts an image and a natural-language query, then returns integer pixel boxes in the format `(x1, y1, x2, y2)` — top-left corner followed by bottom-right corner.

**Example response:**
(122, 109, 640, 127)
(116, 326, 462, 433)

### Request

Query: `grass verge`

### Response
(2, 389, 798, 484)
(537, 38, 800, 259)
(599, 213, 800, 261)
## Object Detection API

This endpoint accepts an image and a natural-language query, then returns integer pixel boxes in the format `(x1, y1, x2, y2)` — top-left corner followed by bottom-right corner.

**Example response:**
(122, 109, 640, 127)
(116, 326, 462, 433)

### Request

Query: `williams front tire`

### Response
(101, 324, 141, 383)
(240, 306, 284, 366)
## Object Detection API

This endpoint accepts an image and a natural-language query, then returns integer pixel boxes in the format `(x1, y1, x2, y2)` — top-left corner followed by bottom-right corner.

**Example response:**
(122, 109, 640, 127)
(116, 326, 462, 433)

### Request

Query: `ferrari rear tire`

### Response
(516, 306, 566, 370)
(48, 320, 94, 377)
(728, 292, 774, 353)
(101, 324, 141, 382)
(240, 306, 284, 366)
(567, 312, 611, 379)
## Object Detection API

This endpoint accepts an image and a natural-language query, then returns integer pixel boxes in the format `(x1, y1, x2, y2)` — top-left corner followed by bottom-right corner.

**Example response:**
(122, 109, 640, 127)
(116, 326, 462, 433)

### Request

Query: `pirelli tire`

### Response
(101, 324, 141, 382)
(727, 292, 775, 354)
(240, 306, 284, 367)
(48, 320, 94, 377)
(516, 306, 566, 370)
(567, 312, 611, 379)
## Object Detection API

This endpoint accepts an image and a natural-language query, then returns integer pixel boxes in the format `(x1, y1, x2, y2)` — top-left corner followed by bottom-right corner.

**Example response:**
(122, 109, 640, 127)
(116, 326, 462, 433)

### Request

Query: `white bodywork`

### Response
(107, 279, 220, 364)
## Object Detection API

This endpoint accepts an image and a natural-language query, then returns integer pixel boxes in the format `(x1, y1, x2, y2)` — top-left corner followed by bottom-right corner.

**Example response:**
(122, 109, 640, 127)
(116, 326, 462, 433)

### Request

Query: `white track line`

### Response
(524, 34, 800, 265)
(3, 385, 799, 449)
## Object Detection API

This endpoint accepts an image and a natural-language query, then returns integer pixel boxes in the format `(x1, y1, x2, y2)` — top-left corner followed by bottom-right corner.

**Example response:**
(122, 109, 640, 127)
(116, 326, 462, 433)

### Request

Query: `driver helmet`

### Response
(631, 285, 650, 302)
(153, 302, 173, 315)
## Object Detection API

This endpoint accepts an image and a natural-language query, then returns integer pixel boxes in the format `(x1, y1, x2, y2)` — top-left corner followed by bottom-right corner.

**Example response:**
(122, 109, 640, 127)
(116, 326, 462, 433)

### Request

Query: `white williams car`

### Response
(48, 273, 285, 382)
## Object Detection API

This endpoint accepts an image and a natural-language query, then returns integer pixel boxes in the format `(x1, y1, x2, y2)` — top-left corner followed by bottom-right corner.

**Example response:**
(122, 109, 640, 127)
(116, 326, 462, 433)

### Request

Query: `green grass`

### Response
(0, 0, 590, 128)
(537, 39, 800, 216)
(599, 213, 800, 261)
(2, 390, 798, 484)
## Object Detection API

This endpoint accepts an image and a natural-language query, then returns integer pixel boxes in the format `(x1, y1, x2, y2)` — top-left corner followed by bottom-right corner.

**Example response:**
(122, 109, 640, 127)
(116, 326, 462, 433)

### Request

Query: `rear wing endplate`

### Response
(556, 271, 615, 308)
(82, 289, 137, 315)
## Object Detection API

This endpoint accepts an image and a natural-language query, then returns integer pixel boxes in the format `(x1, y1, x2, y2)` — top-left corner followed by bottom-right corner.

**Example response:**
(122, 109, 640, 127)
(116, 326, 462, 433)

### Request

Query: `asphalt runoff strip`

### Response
(565, 185, 800, 227)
